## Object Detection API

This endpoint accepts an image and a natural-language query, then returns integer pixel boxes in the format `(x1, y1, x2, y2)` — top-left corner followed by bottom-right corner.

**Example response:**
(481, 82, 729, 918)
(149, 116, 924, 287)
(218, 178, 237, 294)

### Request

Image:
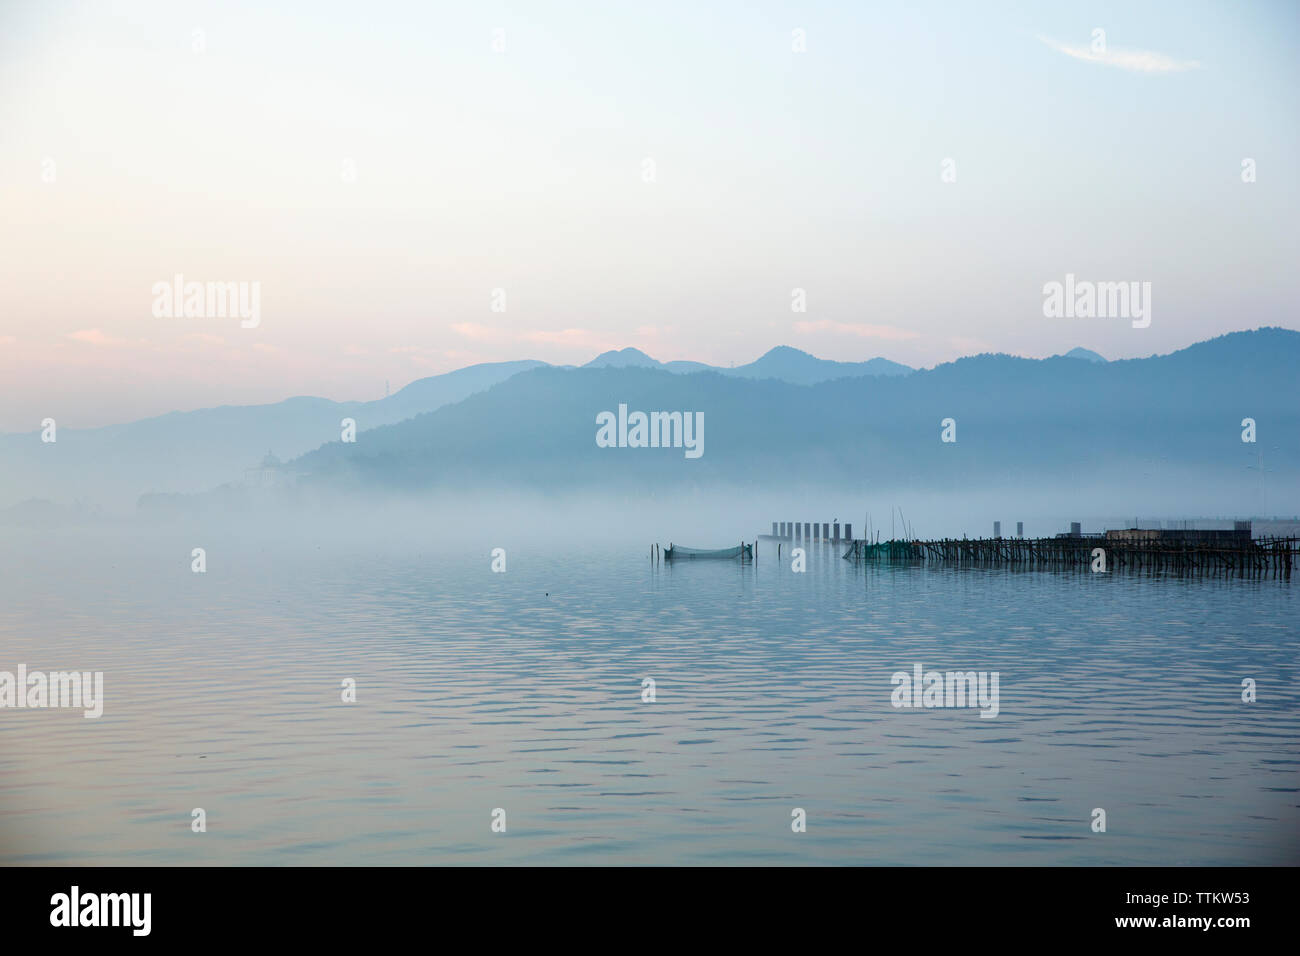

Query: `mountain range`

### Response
(0, 347, 910, 510)
(274, 329, 1294, 503)
(0, 359, 542, 511)
(583, 346, 913, 384)
(4, 332, 1294, 517)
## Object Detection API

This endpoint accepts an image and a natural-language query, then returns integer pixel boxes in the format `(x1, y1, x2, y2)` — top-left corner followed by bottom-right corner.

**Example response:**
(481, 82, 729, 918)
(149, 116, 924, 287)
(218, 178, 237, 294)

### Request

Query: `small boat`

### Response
(662, 543, 753, 561)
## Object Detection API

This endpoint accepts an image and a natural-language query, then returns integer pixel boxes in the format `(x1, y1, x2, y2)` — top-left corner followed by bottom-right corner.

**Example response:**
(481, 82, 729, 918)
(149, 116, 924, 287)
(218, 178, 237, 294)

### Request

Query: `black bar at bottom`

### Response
(0, 866, 1288, 944)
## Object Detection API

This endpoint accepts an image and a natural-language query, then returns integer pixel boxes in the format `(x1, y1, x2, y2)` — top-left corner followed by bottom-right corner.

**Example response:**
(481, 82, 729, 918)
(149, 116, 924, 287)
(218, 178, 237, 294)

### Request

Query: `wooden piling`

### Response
(842, 533, 1296, 579)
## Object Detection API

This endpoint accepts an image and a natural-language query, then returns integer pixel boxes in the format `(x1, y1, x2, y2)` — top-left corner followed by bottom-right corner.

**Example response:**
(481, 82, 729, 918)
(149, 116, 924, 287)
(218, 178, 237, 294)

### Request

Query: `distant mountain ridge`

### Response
(4, 330, 1294, 513)
(0, 359, 545, 510)
(1060, 347, 1107, 363)
(281, 328, 1299, 503)
(583, 345, 913, 384)
(0, 345, 911, 509)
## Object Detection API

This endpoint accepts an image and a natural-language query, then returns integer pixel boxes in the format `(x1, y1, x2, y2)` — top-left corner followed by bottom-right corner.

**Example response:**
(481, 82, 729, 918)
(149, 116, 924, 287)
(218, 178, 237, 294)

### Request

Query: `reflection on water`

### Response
(1, 530, 1296, 865)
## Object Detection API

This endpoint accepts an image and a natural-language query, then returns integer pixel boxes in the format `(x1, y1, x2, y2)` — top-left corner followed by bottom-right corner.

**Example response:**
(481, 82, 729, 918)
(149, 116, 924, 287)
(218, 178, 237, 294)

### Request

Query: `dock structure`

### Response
(844, 526, 1297, 579)
(761, 520, 850, 544)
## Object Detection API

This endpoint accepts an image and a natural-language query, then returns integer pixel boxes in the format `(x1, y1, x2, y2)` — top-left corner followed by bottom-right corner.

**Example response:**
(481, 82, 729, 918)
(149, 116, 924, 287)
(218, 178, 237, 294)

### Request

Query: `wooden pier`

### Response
(843, 534, 1298, 579)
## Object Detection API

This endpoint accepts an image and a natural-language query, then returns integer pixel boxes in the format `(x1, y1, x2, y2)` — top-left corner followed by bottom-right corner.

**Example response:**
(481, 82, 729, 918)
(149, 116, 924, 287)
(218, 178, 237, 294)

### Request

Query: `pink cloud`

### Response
(66, 328, 129, 346)
(450, 322, 505, 343)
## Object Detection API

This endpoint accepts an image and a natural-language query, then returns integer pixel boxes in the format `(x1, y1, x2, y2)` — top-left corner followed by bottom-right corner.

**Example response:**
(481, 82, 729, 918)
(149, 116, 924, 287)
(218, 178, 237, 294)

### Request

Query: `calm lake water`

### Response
(1, 527, 1297, 865)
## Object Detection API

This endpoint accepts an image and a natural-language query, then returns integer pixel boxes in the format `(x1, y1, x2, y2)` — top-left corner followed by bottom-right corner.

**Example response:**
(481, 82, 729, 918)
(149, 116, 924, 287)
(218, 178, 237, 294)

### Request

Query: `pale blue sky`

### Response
(1, 0, 1296, 427)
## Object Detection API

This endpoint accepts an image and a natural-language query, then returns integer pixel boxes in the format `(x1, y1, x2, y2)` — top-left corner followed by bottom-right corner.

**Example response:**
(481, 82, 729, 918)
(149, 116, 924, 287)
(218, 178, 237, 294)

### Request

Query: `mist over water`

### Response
(2, 509, 1295, 865)
(10, 473, 1289, 543)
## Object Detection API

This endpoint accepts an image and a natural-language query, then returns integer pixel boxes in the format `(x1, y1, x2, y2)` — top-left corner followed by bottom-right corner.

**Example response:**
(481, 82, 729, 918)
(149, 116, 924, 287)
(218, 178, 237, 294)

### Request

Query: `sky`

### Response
(1, 0, 1297, 429)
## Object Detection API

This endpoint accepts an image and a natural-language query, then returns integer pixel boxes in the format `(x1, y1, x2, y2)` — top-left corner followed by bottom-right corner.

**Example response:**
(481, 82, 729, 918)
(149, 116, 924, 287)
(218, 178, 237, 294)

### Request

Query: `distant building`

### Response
(1056, 521, 1089, 538)
(1106, 522, 1252, 547)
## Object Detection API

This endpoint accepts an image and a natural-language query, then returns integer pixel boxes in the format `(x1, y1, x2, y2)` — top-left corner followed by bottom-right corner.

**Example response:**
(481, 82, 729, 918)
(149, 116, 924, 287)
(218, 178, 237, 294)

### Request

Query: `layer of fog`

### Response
(4, 470, 1293, 555)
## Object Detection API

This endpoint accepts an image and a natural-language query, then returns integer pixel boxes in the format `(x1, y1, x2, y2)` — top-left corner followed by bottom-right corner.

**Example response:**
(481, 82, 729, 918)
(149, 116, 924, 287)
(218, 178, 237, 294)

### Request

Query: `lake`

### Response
(1, 527, 1296, 865)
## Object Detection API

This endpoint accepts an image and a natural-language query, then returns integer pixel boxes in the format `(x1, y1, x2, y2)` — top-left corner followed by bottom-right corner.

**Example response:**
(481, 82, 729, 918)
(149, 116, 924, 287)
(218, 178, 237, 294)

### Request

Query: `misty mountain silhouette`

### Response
(285, 328, 1298, 499)
(0, 347, 909, 510)
(583, 345, 912, 383)
(0, 359, 544, 509)
(1060, 347, 1107, 363)
(4, 330, 1295, 513)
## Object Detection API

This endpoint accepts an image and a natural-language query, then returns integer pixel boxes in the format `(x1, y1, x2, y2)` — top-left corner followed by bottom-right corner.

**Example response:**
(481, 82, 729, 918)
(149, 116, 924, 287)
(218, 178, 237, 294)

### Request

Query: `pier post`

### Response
(833, 522, 840, 543)
(994, 521, 1001, 538)
(772, 522, 778, 536)
(804, 522, 811, 542)
(1016, 521, 1023, 538)
(823, 522, 830, 541)
(844, 523, 852, 542)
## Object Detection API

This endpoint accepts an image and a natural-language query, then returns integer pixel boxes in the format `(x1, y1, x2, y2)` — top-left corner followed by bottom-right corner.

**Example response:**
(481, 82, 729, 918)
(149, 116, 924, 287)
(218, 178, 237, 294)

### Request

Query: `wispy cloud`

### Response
(66, 328, 129, 346)
(1036, 34, 1201, 73)
(794, 320, 920, 342)
(449, 322, 503, 343)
